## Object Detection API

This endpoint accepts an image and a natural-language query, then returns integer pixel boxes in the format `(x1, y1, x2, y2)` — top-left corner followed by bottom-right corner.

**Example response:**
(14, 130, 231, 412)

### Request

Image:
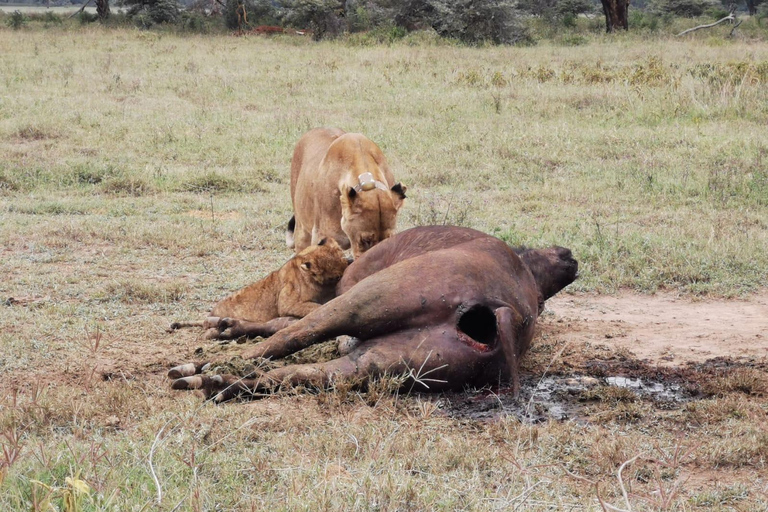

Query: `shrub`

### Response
(649, 0, 719, 17)
(150, 0, 180, 23)
(555, 0, 594, 17)
(42, 11, 63, 26)
(629, 9, 664, 30)
(79, 11, 99, 24)
(6, 10, 26, 30)
(224, 0, 279, 30)
(346, 1, 394, 32)
(122, 0, 181, 25)
(281, 0, 346, 39)
(394, 0, 531, 45)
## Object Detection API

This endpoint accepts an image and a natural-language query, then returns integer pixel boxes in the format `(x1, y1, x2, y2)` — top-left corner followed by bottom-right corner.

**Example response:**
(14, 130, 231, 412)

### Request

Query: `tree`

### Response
(281, 0, 346, 39)
(391, 0, 530, 44)
(747, 0, 760, 14)
(600, 0, 630, 31)
(653, 0, 718, 17)
(122, 0, 181, 24)
(96, 0, 110, 20)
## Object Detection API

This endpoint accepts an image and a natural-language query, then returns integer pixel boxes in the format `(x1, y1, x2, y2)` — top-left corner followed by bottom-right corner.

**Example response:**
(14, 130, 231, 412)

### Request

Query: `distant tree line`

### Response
(14, 0, 763, 41)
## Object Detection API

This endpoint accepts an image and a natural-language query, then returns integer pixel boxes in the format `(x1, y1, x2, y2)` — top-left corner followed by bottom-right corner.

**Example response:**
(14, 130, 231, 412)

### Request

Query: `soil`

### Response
(545, 291, 768, 365)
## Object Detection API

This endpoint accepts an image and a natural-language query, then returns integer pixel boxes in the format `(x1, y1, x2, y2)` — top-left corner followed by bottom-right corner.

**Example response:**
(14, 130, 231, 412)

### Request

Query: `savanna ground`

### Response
(1, 17, 767, 511)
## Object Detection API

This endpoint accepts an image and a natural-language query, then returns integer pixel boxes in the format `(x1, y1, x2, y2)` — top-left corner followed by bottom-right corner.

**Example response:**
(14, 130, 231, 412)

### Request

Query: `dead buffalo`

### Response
(169, 226, 578, 402)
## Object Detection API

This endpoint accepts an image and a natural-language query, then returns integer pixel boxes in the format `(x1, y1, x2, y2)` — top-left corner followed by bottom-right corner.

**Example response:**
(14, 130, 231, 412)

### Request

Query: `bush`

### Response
(79, 11, 99, 24)
(394, 0, 531, 45)
(177, 11, 211, 32)
(281, 0, 346, 39)
(649, 0, 719, 17)
(629, 9, 665, 30)
(517, 0, 558, 17)
(42, 11, 63, 26)
(224, 0, 279, 30)
(122, 0, 181, 26)
(150, 0, 180, 23)
(6, 10, 26, 30)
(555, 0, 594, 17)
(346, 1, 394, 32)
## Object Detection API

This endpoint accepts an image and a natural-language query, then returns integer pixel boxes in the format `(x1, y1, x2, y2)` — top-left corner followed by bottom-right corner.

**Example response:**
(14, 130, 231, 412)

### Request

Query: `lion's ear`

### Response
(317, 238, 327, 246)
(391, 183, 407, 199)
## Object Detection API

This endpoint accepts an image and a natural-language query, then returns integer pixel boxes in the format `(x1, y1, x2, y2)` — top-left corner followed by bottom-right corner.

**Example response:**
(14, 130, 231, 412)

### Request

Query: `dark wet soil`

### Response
(437, 357, 768, 423)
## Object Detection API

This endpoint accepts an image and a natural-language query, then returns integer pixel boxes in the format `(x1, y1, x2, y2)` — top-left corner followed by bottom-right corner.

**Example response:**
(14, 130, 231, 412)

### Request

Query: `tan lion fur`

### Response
(287, 128, 406, 258)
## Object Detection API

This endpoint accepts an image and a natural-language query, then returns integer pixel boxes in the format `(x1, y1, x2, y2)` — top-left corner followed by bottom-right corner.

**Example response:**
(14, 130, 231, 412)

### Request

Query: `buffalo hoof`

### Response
(167, 362, 210, 379)
(171, 374, 256, 402)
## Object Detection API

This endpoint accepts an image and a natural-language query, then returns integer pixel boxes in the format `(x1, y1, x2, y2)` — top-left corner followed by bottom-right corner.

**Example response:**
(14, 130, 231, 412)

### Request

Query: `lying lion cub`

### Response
(170, 238, 348, 340)
(287, 127, 407, 259)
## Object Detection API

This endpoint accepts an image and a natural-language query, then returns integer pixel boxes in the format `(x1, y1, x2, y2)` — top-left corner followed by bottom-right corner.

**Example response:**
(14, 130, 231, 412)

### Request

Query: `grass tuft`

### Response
(100, 280, 188, 304)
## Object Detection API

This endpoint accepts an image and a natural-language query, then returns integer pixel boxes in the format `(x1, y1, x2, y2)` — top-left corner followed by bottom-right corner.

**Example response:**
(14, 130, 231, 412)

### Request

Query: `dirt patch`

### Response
(186, 209, 242, 220)
(543, 291, 768, 365)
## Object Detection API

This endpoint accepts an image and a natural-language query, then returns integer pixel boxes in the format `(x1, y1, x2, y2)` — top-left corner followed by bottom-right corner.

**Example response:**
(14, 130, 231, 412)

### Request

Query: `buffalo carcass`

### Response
(169, 226, 578, 401)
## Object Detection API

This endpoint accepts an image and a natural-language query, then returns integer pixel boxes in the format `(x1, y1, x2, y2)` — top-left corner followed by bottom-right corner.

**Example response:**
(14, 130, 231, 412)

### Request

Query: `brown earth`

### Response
(544, 291, 768, 366)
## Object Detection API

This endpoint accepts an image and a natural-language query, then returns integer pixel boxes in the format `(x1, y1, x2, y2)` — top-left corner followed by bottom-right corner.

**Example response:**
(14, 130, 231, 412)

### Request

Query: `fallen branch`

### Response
(729, 19, 743, 37)
(677, 11, 736, 37)
(68, 0, 94, 19)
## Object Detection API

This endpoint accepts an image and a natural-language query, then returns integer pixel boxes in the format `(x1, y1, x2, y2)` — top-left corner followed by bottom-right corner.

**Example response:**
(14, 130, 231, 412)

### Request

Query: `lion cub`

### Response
(171, 238, 348, 340)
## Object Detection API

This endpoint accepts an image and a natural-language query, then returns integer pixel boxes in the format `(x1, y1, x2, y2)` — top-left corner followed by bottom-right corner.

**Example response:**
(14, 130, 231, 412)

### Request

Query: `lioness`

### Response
(286, 128, 407, 259)
(170, 238, 349, 340)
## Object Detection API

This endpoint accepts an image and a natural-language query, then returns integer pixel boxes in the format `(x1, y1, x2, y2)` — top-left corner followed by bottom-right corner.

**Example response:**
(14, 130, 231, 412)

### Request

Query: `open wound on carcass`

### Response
(457, 305, 496, 352)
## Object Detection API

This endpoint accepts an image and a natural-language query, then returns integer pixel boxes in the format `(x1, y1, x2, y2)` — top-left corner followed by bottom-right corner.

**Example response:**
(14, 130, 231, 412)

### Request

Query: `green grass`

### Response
(0, 25, 767, 511)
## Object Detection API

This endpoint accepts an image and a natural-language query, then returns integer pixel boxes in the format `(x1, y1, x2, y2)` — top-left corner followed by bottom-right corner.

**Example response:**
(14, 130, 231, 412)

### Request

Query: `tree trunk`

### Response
(601, 0, 630, 32)
(96, 0, 110, 21)
(746, 0, 756, 16)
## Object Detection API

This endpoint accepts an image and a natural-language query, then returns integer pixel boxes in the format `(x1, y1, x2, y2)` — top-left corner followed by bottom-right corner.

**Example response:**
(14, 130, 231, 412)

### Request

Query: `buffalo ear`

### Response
(300, 261, 312, 271)
(391, 183, 407, 199)
(317, 238, 327, 246)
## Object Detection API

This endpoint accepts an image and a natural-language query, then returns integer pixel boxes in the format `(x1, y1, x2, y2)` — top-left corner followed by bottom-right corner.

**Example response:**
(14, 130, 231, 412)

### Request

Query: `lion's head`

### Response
(339, 183, 406, 258)
(295, 237, 349, 286)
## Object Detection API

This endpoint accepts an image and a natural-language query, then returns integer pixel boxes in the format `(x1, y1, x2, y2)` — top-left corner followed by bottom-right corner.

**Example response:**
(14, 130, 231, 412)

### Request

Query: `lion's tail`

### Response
(285, 215, 296, 249)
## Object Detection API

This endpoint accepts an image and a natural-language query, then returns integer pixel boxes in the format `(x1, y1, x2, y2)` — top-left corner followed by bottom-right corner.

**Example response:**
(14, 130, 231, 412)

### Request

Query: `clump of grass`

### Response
(100, 280, 188, 304)
(6, 10, 26, 30)
(0, 173, 19, 193)
(699, 368, 768, 397)
(179, 172, 264, 193)
(67, 164, 122, 186)
(580, 385, 638, 404)
(14, 125, 58, 141)
(100, 176, 156, 196)
(9, 201, 89, 215)
(691, 484, 750, 507)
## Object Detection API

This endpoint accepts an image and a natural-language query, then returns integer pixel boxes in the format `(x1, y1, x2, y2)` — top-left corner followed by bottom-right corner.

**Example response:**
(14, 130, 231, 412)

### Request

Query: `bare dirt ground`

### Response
(545, 291, 768, 366)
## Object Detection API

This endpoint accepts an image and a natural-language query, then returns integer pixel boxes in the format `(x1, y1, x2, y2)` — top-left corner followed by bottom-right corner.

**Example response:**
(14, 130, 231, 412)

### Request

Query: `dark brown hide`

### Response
(170, 227, 578, 401)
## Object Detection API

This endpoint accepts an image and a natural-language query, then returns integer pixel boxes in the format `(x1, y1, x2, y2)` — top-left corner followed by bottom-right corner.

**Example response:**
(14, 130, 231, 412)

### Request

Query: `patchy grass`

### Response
(0, 27, 767, 511)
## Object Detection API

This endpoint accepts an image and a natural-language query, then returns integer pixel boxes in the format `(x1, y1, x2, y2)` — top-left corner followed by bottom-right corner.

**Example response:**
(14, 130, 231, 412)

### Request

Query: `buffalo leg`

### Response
(171, 339, 420, 402)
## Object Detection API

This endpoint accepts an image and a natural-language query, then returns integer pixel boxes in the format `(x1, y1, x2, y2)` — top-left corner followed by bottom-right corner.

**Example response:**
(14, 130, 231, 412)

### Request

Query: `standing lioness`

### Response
(286, 128, 407, 259)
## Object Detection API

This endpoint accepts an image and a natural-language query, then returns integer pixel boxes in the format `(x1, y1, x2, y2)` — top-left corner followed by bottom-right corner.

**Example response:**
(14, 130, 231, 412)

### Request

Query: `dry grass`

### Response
(1, 25, 767, 511)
